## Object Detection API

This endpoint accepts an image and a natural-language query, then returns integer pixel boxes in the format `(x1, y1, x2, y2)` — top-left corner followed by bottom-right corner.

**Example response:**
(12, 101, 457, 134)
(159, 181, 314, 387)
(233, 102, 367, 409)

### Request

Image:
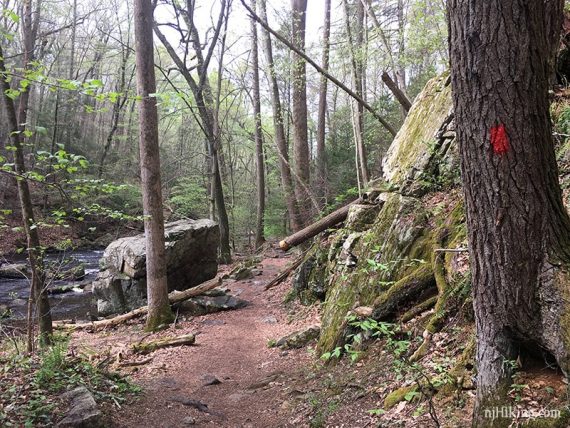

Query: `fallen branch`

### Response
(264, 250, 310, 290)
(118, 357, 154, 367)
(434, 248, 468, 253)
(279, 199, 360, 251)
(55, 276, 222, 331)
(132, 333, 195, 354)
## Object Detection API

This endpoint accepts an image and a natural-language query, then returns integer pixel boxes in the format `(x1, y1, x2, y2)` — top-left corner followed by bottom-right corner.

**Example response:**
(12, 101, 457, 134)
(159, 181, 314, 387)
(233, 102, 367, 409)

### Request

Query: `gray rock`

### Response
(262, 315, 278, 324)
(276, 325, 321, 349)
(93, 219, 219, 316)
(231, 267, 253, 281)
(0, 263, 29, 279)
(382, 73, 458, 196)
(176, 293, 248, 316)
(201, 374, 221, 386)
(345, 204, 382, 232)
(182, 416, 196, 425)
(56, 386, 101, 428)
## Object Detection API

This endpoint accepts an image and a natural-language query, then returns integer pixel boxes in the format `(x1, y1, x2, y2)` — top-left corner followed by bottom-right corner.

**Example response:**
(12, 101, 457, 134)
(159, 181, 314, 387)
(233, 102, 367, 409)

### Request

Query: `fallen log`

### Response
(55, 276, 222, 331)
(264, 249, 310, 290)
(132, 333, 195, 354)
(279, 200, 360, 251)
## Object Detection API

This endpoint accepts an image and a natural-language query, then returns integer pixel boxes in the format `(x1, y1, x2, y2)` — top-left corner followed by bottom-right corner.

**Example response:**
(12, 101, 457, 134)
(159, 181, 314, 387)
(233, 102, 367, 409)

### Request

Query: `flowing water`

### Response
(0, 250, 103, 321)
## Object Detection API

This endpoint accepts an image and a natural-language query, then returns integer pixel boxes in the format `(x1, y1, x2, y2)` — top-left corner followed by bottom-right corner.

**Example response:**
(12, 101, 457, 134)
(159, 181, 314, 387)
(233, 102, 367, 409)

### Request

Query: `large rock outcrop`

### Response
(291, 72, 471, 355)
(93, 219, 219, 316)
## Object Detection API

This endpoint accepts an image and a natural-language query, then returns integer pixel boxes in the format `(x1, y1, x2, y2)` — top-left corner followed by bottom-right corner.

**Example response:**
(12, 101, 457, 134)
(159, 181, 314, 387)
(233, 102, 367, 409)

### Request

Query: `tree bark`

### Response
(133, 0, 173, 332)
(258, 0, 302, 233)
(251, 0, 265, 249)
(315, 0, 331, 208)
(291, 0, 312, 226)
(448, 1, 570, 425)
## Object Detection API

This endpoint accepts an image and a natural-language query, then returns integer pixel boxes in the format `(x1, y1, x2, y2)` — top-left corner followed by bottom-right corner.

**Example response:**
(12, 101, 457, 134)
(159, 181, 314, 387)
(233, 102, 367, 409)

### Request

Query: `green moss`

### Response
(144, 306, 175, 332)
(384, 385, 419, 409)
(318, 194, 434, 353)
(521, 410, 570, 428)
(400, 295, 438, 323)
(383, 72, 453, 193)
(440, 331, 475, 396)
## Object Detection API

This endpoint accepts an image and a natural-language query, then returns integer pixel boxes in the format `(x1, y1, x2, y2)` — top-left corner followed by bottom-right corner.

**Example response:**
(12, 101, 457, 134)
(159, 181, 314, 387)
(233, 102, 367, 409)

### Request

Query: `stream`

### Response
(0, 250, 103, 321)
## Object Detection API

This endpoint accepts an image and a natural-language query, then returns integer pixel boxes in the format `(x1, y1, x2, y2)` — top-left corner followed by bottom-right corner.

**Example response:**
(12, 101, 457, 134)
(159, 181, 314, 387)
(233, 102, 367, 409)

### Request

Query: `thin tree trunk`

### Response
(133, 0, 173, 331)
(98, 45, 131, 178)
(0, 43, 52, 350)
(343, 0, 369, 185)
(448, 1, 570, 425)
(291, 0, 311, 226)
(259, 0, 302, 233)
(315, 0, 331, 208)
(251, 0, 265, 248)
(153, 1, 232, 263)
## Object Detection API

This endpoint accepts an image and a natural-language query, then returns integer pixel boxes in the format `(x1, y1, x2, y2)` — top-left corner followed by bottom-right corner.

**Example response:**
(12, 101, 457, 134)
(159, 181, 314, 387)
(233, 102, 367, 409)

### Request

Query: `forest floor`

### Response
(66, 247, 567, 428)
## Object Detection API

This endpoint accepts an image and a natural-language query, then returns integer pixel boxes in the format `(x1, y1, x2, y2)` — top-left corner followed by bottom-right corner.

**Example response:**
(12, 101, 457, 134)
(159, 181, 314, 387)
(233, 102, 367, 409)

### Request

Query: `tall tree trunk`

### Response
(448, 1, 570, 426)
(133, 0, 173, 332)
(315, 0, 331, 208)
(0, 43, 52, 351)
(291, 0, 311, 226)
(250, 0, 265, 248)
(259, 0, 302, 232)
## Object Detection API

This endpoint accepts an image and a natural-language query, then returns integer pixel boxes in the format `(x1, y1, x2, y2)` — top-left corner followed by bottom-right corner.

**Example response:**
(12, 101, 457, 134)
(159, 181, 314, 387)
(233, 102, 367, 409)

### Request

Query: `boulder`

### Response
(174, 291, 248, 316)
(382, 72, 458, 196)
(276, 325, 321, 349)
(93, 219, 219, 316)
(56, 386, 101, 428)
(0, 263, 29, 279)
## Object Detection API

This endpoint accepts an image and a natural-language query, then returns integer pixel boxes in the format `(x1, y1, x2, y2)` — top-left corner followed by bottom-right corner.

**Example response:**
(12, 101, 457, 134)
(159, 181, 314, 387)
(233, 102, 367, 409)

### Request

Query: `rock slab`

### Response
(56, 386, 101, 428)
(94, 219, 219, 316)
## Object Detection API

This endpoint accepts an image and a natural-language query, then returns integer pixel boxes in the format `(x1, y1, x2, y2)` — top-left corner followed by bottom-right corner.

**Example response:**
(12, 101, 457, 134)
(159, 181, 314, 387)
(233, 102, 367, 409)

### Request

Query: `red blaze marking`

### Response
(490, 123, 510, 155)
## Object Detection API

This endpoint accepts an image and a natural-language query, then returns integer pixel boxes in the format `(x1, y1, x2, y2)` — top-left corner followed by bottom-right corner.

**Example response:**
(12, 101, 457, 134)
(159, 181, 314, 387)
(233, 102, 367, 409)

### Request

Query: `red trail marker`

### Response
(490, 123, 510, 155)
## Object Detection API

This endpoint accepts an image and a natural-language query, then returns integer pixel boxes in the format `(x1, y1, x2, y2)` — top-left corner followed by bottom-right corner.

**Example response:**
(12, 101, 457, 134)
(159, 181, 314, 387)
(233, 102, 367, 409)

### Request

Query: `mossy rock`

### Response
(383, 385, 419, 409)
(318, 193, 433, 353)
(382, 72, 456, 196)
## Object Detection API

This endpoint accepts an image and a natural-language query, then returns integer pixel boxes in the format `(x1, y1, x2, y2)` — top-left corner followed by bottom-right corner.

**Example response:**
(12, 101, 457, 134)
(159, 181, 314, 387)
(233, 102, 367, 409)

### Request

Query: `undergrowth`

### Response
(0, 333, 140, 427)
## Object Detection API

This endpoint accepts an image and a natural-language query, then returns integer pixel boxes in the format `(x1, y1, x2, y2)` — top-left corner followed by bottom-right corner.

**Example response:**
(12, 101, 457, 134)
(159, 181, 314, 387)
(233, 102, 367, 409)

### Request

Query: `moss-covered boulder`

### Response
(382, 72, 458, 196)
(318, 193, 435, 353)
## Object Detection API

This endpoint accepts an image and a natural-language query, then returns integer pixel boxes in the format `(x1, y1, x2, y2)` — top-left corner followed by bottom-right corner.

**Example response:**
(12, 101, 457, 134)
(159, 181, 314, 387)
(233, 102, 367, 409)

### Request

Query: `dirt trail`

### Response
(89, 255, 319, 427)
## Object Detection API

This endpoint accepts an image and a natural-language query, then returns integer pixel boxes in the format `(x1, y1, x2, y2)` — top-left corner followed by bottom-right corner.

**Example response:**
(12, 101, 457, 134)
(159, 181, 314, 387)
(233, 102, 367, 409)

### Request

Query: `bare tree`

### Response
(154, 0, 232, 263)
(259, 0, 302, 233)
